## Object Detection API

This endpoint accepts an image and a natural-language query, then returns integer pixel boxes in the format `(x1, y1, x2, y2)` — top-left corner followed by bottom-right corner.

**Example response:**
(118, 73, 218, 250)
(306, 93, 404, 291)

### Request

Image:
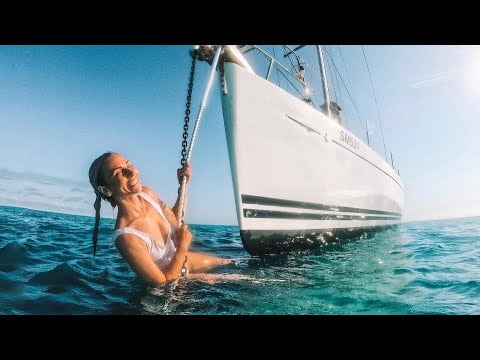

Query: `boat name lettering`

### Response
(340, 131, 359, 151)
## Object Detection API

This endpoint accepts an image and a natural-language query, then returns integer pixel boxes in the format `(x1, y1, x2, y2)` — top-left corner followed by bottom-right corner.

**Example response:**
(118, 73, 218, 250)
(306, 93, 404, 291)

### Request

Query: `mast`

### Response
(316, 45, 331, 118)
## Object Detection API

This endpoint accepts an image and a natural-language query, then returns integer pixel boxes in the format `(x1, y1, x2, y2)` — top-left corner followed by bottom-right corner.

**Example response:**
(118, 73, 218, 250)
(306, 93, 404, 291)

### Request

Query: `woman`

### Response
(88, 152, 231, 285)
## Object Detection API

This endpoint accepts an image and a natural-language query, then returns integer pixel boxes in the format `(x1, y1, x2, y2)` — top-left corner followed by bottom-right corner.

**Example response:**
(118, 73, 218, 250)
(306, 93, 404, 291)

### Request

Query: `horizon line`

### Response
(1, 203, 478, 227)
(0, 203, 238, 227)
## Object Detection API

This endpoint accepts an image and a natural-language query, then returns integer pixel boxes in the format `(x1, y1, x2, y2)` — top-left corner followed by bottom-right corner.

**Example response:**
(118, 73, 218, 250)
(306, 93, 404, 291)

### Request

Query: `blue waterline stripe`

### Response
(243, 208, 401, 221)
(332, 139, 404, 190)
(241, 194, 402, 217)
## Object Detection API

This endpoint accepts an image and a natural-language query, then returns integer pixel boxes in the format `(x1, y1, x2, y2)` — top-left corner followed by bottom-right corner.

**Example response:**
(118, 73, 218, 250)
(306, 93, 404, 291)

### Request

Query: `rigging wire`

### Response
(325, 46, 339, 106)
(334, 46, 345, 107)
(361, 45, 387, 160)
(337, 46, 356, 134)
(323, 48, 367, 142)
(338, 46, 355, 101)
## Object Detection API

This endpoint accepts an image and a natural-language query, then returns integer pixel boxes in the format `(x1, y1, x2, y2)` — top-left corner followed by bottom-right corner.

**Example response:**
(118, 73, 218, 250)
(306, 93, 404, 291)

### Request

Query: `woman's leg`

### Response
(185, 252, 232, 273)
(186, 273, 255, 284)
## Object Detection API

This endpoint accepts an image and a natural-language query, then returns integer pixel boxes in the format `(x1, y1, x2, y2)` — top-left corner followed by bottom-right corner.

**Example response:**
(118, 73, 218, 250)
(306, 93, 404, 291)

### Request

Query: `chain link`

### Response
(180, 56, 197, 166)
(219, 66, 227, 95)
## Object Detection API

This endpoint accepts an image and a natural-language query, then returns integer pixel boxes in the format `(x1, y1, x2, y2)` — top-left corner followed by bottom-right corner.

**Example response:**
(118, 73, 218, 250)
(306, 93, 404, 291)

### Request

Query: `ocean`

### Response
(0, 204, 478, 315)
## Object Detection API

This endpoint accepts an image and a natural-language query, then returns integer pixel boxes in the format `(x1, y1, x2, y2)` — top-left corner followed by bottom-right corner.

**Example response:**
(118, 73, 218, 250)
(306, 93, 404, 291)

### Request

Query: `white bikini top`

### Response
(112, 191, 177, 270)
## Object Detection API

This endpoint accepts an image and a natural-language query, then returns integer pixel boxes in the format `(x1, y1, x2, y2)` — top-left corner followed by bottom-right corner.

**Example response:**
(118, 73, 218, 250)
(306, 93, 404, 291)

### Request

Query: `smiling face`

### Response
(101, 153, 142, 197)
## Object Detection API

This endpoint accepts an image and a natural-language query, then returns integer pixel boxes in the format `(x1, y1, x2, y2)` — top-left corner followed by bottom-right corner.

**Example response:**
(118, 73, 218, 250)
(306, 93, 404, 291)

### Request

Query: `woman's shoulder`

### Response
(115, 215, 140, 230)
(141, 186, 168, 210)
(141, 186, 160, 201)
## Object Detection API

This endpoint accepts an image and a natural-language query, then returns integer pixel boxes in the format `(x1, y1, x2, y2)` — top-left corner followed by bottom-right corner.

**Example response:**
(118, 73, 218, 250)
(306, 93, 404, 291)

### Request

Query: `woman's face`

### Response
(102, 153, 142, 196)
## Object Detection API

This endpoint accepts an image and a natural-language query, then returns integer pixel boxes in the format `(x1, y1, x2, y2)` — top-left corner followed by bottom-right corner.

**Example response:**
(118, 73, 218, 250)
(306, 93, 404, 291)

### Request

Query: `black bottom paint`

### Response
(240, 225, 396, 256)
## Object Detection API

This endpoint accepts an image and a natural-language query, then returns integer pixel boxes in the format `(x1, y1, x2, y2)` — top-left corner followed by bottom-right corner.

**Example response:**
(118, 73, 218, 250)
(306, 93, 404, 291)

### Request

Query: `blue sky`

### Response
(0, 45, 479, 224)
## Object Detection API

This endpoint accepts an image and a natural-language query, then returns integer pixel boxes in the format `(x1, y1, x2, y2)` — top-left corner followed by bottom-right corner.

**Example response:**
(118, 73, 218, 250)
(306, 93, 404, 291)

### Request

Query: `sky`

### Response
(0, 45, 479, 224)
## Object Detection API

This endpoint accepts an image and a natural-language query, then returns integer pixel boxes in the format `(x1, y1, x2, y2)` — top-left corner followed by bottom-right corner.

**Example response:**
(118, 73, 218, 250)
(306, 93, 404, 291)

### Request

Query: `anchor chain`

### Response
(220, 66, 227, 95)
(180, 55, 197, 167)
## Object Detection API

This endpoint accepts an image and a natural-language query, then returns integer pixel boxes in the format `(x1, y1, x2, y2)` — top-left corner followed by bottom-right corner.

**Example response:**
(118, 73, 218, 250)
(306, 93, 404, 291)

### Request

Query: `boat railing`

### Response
(241, 45, 314, 105)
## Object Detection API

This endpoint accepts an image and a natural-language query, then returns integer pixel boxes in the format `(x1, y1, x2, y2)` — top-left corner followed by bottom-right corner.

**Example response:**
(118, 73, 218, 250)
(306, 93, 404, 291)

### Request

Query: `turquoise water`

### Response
(0, 204, 479, 315)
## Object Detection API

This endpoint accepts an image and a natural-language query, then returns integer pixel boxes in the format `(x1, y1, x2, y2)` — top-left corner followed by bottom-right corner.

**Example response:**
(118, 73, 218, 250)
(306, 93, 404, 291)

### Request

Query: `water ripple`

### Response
(1, 205, 479, 314)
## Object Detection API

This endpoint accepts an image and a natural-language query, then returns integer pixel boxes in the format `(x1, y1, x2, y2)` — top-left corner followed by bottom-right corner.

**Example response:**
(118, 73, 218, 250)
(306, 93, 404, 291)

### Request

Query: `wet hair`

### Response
(88, 152, 117, 256)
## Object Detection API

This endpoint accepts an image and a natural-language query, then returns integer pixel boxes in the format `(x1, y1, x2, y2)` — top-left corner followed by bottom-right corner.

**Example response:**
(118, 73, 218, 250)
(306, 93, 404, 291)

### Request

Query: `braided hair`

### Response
(88, 152, 117, 256)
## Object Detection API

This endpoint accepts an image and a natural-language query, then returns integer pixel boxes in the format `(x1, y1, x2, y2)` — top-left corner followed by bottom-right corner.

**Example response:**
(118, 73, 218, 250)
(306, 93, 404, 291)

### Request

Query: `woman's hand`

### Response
(177, 162, 192, 184)
(174, 224, 192, 252)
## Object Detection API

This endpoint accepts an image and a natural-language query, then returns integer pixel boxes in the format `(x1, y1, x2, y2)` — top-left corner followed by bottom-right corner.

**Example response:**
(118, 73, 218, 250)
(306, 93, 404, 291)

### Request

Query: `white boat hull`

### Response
(220, 62, 404, 255)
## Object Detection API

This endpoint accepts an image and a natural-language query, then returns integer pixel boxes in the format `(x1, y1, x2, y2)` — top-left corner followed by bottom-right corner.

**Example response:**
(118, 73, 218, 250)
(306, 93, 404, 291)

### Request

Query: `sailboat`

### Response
(192, 45, 404, 255)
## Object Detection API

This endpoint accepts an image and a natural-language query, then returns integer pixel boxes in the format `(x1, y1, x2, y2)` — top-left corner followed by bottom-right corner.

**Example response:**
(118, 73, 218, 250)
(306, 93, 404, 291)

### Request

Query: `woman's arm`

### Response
(163, 224, 191, 278)
(115, 231, 190, 284)
(115, 236, 167, 283)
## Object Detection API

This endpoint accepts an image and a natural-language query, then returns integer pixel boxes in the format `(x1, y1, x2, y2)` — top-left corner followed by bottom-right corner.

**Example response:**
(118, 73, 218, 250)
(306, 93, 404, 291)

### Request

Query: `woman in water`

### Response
(89, 152, 231, 285)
